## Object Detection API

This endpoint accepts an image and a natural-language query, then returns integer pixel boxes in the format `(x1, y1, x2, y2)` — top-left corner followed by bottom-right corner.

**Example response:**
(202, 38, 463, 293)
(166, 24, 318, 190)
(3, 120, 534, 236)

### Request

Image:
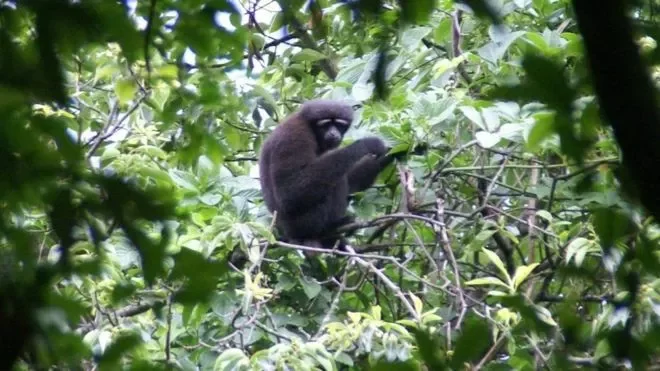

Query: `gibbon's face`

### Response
(314, 118, 350, 151)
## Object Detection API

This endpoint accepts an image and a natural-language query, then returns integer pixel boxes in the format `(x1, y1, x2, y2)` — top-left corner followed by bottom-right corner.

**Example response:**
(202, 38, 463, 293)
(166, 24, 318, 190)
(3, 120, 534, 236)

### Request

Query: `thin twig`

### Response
(435, 196, 467, 329)
(344, 245, 421, 321)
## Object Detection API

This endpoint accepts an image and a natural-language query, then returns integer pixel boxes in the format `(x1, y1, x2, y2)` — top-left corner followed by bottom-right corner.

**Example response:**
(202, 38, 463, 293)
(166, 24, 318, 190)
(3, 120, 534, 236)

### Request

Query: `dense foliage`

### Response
(2, 0, 660, 369)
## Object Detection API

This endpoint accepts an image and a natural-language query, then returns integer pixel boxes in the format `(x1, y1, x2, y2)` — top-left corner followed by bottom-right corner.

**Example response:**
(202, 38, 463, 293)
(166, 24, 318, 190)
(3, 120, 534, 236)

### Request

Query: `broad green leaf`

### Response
(97, 333, 142, 367)
(420, 313, 443, 325)
(535, 210, 553, 222)
(397, 319, 418, 328)
(305, 343, 336, 371)
(352, 82, 374, 101)
(524, 32, 551, 53)
(214, 348, 250, 371)
(459, 106, 486, 130)
(114, 79, 137, 104)
(498, 122, 525, 140)
(269, 12, 285, 32)
(300, 277, 322, 299)
(481, 248, 510, 282)
(433, 54, 469, 79)
(410, 292, 423, 315)
(474, 229, 497, 242)
(101, 147, 121, 162)
(565, 237, 592, 265)
(97, 64, 119, 80)
(335, 352, 354, 366)
(156, 65, 178, 80)
(292, 48, 327, 62)
(371, 305, 382, 321)
(140, 167, 173, 183)
(400, 27, 431, 49)
(249, 33, 265, 50)
(593, 208, 632, 250)
(512, 263, 539, 290)
(465, 276, 509, 289)
(594, 340, 612, 361)
(534, 305, 558, 327)
(526, 112, 556, 150)
(475, 130, 501, 148)
(137, 145, 168, 159)
(450, 317, 492, 368)
(169, 170, 198, 192)
(398, 0, 435, 23)
(412, 329, 447, 369)
(336, 58, 368, 83)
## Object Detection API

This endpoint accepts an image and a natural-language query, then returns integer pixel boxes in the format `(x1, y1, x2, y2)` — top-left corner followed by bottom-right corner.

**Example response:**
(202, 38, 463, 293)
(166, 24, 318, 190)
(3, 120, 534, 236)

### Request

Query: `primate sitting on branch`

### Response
(258, 99, 396, 250)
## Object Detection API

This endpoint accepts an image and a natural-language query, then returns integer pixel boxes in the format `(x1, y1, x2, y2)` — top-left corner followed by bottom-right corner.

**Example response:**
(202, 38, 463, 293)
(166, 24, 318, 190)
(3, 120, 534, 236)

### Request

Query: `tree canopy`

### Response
(2, 0, 660, 370)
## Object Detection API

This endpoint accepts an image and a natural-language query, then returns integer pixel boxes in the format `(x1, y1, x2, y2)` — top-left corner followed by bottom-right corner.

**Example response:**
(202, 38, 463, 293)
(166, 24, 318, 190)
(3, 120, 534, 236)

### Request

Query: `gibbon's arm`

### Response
(347, 144, 428, 193)
(346, 154, 395, 193)
(272, 140, 377, 214)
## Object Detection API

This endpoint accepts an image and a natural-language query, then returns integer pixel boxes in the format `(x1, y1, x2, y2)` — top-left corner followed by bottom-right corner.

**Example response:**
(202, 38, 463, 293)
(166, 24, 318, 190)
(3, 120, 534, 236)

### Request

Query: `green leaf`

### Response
(459, 0, 501, 23)
(169, 170, 199, 192)
(475, 130, 501, 148)
(140, 167, 172, 184)
(225, 126, 242, 150)
(420, 313, 443, 325)
(292, 48, 327, 62)
(474, 228, 497, 242)
(176, 12, 217, 57)
(398, 0, 434, 23)
(512, 263, 539, 290)
(97, 333, 142, 368)
(593, 208, 632, 251)
(269, 12, 285, 32)
(449, 316, 492, 368)
(526, 112, 556, 150)
(400, 26, 431, 49)
(410, 292, 423, 315)
(95, 2, 142, 62)
(432, 54, 468, 79)
(214, 348, 250, 371)
(533, 304, 558, 327)
(524, 32, 551, 53)
(488, 290, 510, 297)
(170, 248, 227, 304)
(535, 210, 553, 222)
(199, 193, 222, 206)
(352, 82, 374, 101)
(459, 106, 486, 130)
(335, 352, 354, 366)
(156, 64, 179, 80)
(565, 237, 593, 266)
(411, 328, 448, 370)
(300, 277, 322, 299)
(465, 276, 510, 289)
(481, 248, 510, 282)
(115, 79, 137, 104)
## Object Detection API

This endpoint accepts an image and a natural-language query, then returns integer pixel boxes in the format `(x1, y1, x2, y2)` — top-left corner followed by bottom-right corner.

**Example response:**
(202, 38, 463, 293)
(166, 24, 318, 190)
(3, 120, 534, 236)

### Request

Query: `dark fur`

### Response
(259, 99, 394, 249)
